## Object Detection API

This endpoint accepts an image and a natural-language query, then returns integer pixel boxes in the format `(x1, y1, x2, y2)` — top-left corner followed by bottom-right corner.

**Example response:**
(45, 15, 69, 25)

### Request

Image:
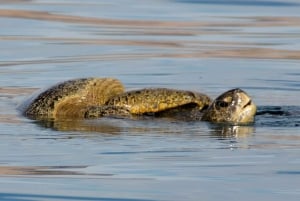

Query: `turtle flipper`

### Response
(106, 88, 211, 114)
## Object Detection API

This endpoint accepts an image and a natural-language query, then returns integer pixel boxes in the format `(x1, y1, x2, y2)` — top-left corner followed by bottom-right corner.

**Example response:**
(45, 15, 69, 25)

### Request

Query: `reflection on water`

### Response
(1, 7, 300, 65)
(177, 0, 300, 6)
(36, 118, 123, 134)
(209, 124, 254, 138)
(0, 193, 155, 201)
(35, 117, 256, 137)
(0, 165, 112, 177)
(24, 106, 299, 138)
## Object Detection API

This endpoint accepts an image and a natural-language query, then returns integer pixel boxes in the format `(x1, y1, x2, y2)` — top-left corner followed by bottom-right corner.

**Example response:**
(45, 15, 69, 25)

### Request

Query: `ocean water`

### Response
(0, 0, 300, 201)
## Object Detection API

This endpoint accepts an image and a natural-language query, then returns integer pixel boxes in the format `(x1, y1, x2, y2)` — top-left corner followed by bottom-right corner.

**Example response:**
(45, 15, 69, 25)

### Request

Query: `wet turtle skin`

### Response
(86, 88, 257, 124)
(201, 88, 256, 123)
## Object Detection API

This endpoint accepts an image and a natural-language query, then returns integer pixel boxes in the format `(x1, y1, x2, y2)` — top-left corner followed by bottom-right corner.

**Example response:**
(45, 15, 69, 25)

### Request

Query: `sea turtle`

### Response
(20, 77, 257, 124)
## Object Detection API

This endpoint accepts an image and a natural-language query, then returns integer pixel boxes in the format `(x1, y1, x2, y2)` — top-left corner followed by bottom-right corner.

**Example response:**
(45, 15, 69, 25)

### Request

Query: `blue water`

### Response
(0, 0, 300, 201)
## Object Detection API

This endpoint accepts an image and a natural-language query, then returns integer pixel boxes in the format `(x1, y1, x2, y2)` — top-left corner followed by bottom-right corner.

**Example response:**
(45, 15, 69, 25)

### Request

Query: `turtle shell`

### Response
(21, 77, 124, 119)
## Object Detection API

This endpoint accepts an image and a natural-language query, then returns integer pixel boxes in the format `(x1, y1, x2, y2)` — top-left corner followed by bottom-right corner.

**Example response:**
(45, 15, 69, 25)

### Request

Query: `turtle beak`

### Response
(226, 88, 257, 123)
(201, 88, 257, 124)
(236, 90, 257, 123)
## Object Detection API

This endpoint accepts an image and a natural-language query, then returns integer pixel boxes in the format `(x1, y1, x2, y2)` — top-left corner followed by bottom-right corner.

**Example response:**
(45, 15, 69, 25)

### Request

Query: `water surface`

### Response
(0, 0, 300, 201)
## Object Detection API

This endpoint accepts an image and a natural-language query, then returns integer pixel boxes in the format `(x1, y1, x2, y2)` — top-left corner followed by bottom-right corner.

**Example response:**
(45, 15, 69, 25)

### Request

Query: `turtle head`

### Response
(202, 88, 256, 124)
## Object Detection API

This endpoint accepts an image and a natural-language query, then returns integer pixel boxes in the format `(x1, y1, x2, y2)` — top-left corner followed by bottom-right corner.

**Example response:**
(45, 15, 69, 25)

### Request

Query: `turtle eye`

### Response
(216, 101, 229, 108)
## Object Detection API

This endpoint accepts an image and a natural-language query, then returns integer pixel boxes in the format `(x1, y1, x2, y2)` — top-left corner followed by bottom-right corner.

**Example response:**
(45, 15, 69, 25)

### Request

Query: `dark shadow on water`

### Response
(0, 193, 155, 201)
(277, 170, 300, 175)
(255, 106, 300, 127)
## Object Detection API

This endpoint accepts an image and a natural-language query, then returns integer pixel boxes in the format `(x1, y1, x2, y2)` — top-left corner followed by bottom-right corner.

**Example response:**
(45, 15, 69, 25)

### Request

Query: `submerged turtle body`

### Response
(21, 77, 257, 124)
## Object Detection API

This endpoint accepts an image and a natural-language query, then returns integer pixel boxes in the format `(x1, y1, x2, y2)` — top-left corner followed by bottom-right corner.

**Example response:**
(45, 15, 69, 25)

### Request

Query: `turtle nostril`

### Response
(243, 100, 252, 108)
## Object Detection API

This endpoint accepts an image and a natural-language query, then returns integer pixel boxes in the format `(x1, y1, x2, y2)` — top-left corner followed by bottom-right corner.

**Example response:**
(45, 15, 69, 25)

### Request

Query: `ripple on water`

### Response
(0, 0, 300, 200)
